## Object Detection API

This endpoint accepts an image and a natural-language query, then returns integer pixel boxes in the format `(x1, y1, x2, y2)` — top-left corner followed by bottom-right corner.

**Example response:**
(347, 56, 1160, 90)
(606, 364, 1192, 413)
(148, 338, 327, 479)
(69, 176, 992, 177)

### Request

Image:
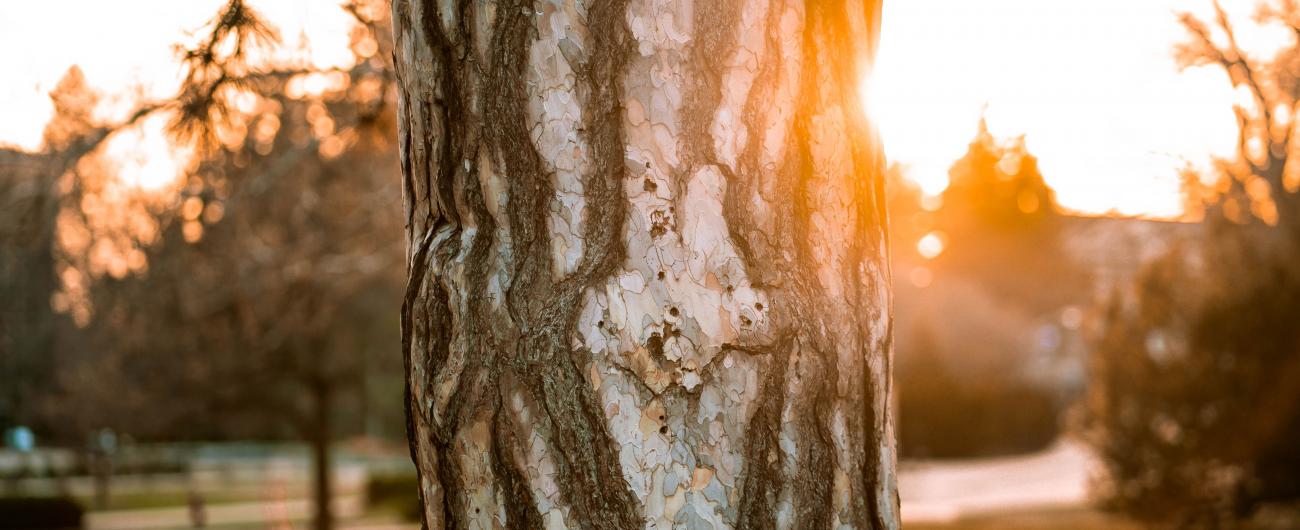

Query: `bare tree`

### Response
(37, 3, 403, 530)
(1088, 1, 1300, 525)
(1176, 0, 1300, 234)
(1, 66, 151, 437)
(391, 1, 897, 528)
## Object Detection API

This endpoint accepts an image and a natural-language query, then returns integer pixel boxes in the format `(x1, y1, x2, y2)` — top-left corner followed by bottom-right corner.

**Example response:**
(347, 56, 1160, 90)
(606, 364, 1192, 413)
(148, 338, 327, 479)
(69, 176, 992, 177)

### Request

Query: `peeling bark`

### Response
(392, 0, 896, 528)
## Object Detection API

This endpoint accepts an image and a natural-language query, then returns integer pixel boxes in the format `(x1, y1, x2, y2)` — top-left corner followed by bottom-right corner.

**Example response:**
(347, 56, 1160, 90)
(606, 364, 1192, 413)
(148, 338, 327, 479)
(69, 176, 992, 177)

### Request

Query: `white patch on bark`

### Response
(573, 336, 764, 528)
(710, 0, 771, 171)
(568, 1, 798, 526)
(506, 388, 575, 529)
(842, 0, 874, 78)
(774, 348, 800, 530)
(576, 163, 772, 389)
(474, 1, 498, 63)
(878, 405, 899, 528)
(457, 417, 504, 529)
(752, 1, 805, 236)
(420, 473, 443, 529)
(478, 148, 514, 313)
(435, 0, 457, 39)
(527, 0, 592, 279)
(830, 406, 854, 526)
(429, 224, 471, 430)
(805, 106, 852, 301)
(866, 255, 897, 526)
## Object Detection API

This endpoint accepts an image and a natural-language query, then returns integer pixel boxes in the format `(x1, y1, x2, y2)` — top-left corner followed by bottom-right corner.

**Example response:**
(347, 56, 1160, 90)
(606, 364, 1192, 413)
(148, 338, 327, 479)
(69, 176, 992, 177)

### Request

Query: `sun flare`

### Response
(866, 0, 1268, 219)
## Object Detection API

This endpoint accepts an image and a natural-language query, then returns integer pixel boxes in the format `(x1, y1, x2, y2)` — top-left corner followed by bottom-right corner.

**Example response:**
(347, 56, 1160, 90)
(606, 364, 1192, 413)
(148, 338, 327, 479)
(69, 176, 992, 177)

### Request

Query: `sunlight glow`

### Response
(917, 232, 946, 260)
(102, 116, 188, 191)
(0, 1, 1282, 219)
(867, 0, 1277, 218)
(0, 0, 357, 158)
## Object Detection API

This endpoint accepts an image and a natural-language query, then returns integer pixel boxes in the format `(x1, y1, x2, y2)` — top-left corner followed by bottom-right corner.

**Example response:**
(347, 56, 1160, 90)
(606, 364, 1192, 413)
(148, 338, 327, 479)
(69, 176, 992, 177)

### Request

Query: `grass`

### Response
(73, 488, 277, 511)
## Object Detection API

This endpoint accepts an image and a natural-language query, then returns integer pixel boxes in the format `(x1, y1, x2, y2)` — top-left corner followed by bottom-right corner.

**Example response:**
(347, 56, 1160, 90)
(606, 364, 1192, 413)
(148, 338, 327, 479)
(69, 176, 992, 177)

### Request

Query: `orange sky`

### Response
(868, 0, 1291, 218)
(0, 0, 1284, 217)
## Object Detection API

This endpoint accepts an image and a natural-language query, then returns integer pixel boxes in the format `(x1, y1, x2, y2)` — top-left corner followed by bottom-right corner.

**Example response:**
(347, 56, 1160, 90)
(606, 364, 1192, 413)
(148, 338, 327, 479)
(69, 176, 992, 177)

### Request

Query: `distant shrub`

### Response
(1087, 244, 1300, 525)
(901, 381, 1060, 459)
(367, 472, 420, 521)
(0, 497, 84, 529)
(1083, 4, 1300, 517)
(897, 354, 1060, 458)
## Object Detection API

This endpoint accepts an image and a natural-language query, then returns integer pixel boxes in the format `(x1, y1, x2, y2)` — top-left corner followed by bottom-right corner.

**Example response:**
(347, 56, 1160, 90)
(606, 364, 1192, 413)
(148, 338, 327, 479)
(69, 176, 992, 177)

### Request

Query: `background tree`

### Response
(0, 145, 62, 437)
(889, 119, 1081, 459)
(935, 117, 1081, 312)
(391, 0, 897, 528)
(1087, 1, 1300, 526)
(1, 66, 151, 438)
(32, 2, 405, 529)
(942, 117, 1057, 231)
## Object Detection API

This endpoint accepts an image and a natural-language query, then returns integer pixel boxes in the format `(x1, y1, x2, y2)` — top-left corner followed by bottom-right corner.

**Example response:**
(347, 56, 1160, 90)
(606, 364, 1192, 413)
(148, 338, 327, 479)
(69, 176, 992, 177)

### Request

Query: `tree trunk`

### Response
(391, 0, 896, 528)
(310, 382, 334, 530)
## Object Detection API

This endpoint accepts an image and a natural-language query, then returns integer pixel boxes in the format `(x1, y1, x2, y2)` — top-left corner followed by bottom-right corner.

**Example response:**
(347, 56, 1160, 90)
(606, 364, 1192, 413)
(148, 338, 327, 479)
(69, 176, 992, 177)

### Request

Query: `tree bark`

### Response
(391, 0, 896, 528)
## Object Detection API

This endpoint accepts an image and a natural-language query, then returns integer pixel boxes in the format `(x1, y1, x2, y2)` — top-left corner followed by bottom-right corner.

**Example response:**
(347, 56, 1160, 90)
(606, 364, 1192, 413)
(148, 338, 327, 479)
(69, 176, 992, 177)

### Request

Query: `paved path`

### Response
(84, 441, 1094, 528)
(899, 440, 1097, 524)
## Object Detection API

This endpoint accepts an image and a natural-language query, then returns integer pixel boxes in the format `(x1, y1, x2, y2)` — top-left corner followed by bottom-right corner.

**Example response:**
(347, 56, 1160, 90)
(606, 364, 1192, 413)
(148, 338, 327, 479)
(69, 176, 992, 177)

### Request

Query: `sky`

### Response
(0, 1, 356, 187)
(869, 0, 1288, 218)
(0, 1, 356, 131)
(0, 0, 1286, 217)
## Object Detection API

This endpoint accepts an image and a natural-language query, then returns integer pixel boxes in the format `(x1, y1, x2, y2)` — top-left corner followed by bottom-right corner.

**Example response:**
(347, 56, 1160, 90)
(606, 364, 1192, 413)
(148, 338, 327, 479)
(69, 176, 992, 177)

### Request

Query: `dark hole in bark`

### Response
(647, 332, 666, 361)
(649, 209, 670, 238)
(755, 302, 764, 311)
(643, 178, 657, 192)
(659, 426, 668, 434)
(657, 271, 665, 280)
(669, 307, 679, 317)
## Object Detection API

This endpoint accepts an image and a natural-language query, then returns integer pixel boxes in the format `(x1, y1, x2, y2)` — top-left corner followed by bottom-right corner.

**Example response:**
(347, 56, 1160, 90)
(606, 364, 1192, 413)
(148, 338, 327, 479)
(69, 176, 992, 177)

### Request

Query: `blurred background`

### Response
(1, 0, 1298, 529)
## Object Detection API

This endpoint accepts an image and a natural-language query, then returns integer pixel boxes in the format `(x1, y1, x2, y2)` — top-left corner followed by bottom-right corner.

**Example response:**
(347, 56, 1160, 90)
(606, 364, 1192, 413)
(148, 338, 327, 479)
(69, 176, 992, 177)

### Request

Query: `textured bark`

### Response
(392, 0, 896, 528)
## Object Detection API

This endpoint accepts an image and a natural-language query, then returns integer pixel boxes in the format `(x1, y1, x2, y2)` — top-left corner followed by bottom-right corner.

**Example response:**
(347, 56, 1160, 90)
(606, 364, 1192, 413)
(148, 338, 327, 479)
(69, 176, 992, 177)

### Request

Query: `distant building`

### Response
(1060, 215, 1198, 295)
